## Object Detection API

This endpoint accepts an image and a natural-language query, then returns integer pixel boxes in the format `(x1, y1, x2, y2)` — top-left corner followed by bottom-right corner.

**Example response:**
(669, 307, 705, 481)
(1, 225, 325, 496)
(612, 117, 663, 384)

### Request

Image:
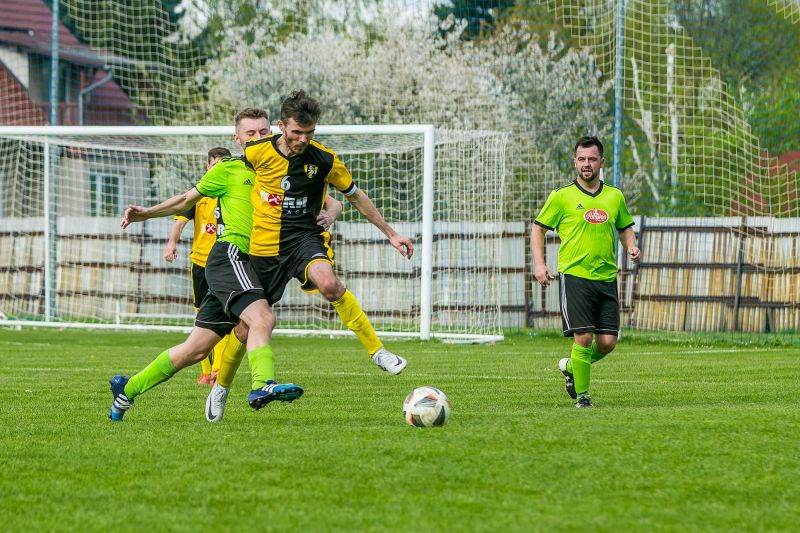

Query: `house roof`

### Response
(0, 0, 135, 117)
(774, 151, 800, 174)
(0, 0, 105, 67)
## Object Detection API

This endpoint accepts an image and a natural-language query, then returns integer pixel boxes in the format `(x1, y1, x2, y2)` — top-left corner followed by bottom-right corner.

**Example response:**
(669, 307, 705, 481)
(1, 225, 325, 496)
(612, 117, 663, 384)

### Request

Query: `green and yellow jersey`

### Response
(244, 135, 356, 257)
(194, 156, 255, 254)
(175, 196, 223, 268)
(534, 180, 634, 282)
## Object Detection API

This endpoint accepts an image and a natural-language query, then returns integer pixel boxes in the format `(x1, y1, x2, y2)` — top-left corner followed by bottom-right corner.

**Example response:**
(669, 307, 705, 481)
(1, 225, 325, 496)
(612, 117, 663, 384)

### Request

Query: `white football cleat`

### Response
(371, 347, 407, 375)
(205, 382, 230, 423)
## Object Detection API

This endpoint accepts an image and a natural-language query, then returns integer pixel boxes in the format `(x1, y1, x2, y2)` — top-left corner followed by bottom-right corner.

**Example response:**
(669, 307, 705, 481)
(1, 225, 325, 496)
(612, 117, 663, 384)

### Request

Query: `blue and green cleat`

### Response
(109, 375, 133, 421)
(248, 380, 303, 410)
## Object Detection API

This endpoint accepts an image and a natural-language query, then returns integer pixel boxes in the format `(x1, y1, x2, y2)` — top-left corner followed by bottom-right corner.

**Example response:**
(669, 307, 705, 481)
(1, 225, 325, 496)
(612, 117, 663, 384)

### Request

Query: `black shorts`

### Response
(190, 262, 208, 309)
(250, 232, 334, 304)
(559, 273, 619, 337)
(194, 241, 265, 337)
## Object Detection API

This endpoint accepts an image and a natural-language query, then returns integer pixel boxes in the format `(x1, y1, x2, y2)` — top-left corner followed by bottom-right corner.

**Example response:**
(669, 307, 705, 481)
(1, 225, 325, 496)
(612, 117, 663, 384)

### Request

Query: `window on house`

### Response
(89, 172, 120, 216)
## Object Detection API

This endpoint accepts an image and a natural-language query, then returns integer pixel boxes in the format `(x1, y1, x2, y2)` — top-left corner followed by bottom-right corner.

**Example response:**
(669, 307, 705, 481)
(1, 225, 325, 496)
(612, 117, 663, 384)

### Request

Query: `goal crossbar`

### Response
(0, 124, 506, 344)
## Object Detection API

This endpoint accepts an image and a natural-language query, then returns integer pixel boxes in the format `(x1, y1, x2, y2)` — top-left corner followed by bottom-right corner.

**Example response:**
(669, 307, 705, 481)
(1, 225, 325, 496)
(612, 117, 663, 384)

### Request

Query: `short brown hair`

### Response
(207, 147, 231, 162)
(574, 136, 604, 157)
(280, 90, 321, 125)
(234, 107, 269, 127)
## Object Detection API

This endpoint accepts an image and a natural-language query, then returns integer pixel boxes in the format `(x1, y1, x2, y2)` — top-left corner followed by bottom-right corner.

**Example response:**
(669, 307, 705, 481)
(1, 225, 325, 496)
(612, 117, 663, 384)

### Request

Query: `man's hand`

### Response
(316, 210, 337, 231)
(390, 234, 414, 259)
(534, 264, 556, 287)
(628, 246, 641, 264)
(121, 206, 149, 229)
(164, 241, 178, 262)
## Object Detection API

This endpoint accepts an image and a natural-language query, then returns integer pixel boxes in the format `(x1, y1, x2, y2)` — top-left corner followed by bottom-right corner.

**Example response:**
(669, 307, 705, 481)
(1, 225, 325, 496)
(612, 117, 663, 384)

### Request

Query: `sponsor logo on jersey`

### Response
(584, 208, 609, 224)
(204, 223, 216, 235)
(283, 196, 308, 215)
(243, 179, 253, 186)
(576, 203, 584, 210)
(260, 189, 283, 206)
(305, 164, 318, 179)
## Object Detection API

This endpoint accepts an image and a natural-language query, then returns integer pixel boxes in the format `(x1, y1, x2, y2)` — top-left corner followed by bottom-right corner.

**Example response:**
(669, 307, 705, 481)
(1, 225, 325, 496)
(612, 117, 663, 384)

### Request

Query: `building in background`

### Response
(0, 0, 135, 125)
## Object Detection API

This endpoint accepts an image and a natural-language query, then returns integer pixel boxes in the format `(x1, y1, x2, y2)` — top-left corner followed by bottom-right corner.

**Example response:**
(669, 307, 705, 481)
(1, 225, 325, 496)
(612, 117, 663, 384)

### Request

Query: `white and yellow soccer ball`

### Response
(403, 386, 451, 427)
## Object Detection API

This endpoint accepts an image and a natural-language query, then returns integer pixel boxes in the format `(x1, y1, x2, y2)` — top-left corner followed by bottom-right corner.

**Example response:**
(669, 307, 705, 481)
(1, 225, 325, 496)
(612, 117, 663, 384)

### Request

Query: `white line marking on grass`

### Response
(296, 371, 551, 381)
(621, 348, 783, 356)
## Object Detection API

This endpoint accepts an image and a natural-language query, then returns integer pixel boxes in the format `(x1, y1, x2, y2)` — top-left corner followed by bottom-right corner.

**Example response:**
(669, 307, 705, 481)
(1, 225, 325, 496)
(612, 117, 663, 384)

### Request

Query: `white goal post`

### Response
(0, 125, 508, 343)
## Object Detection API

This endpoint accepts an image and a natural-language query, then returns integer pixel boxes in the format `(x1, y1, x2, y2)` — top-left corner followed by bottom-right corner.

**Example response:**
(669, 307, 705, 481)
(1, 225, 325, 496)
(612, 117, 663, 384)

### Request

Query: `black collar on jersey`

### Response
(573, 179, 604, 198)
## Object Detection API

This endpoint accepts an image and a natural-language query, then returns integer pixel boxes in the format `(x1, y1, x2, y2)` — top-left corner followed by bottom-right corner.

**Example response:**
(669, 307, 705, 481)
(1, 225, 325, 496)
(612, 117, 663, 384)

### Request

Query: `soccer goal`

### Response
(0, 125, 508, 343)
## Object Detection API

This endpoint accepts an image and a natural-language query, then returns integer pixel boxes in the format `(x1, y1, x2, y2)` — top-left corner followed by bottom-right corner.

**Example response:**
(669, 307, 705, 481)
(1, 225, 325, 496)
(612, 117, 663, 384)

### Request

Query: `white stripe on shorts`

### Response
(226, 243, 255, 291)
(560, 273, 571, 332)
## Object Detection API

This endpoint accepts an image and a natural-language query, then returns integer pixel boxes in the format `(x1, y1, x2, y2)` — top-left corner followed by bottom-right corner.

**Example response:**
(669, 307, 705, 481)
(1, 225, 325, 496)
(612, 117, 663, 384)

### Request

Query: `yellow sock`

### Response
(199, 354, 212, 376)
(211, 333, 231, 373)
(216, 334, 246, 388)
(331, 289, 383, 355)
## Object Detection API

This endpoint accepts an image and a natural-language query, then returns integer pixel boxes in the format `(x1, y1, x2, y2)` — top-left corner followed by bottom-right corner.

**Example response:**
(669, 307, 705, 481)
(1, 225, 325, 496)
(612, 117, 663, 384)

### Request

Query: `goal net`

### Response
(0, 125, 508, 343)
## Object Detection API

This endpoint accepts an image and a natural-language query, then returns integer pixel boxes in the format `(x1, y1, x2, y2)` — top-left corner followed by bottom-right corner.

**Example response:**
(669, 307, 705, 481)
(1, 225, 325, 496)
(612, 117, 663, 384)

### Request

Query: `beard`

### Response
(578, 167, 599, 181)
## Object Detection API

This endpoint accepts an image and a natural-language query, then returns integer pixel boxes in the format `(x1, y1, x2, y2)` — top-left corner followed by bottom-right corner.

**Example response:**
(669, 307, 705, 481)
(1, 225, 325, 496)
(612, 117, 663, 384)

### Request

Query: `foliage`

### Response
(433, 0, 516, 37)
(194, 6, 612, 217)
(674, 0, 800, 156)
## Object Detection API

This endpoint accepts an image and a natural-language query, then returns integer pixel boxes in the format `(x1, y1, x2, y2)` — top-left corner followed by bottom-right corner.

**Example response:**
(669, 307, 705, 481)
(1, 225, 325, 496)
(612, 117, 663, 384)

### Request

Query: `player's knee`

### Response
(596, 338, 616, 354)
(245, 308, 275, 333)
(317, 278, 344, 301)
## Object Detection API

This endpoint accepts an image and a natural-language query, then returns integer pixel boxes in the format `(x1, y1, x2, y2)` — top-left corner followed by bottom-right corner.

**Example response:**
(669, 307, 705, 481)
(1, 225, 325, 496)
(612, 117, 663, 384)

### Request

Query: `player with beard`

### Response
(530, 136, 641, 408)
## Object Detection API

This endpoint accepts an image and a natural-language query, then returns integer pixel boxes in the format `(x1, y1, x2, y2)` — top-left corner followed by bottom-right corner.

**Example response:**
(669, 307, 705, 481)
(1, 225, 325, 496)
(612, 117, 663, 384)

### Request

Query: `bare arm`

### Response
(346, 189, 413, 259)
(618, 226, 641, 264)
(316, 194, 343, 231)
(120, 188, 203, 229)
(531, 223, 556, 286)
(164, 219, 188, 262)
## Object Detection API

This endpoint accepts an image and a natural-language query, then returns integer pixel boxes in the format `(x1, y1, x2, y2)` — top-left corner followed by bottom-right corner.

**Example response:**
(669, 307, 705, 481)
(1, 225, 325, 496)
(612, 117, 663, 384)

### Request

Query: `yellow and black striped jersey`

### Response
(174, 196, 223, 267)
(244, 135, 356, 256)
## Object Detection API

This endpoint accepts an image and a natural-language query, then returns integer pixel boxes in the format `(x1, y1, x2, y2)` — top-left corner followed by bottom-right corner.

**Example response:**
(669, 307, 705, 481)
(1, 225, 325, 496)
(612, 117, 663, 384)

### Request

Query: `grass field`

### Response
(1, 328, 798, 532)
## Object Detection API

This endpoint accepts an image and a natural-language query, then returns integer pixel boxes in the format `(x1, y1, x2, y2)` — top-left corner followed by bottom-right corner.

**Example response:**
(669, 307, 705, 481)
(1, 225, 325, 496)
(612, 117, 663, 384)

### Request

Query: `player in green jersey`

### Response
(531, 136, 641, 408)
(108, 108, 338, 421)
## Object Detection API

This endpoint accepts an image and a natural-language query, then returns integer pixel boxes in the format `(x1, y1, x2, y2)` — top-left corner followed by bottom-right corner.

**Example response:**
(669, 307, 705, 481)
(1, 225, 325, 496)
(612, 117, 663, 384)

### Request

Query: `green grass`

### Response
(1, 328, 798, 532)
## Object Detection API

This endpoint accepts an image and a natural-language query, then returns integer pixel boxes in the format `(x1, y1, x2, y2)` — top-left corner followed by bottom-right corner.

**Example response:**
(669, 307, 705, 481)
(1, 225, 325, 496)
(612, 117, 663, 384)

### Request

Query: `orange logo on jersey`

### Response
(584, 208, 608, 224)
(204, 223, 216, 235)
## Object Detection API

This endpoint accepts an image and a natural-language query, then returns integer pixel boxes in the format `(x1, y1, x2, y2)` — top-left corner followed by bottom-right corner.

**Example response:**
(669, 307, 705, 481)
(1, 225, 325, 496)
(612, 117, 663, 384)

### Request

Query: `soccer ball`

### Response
(403, 386, 451, 427)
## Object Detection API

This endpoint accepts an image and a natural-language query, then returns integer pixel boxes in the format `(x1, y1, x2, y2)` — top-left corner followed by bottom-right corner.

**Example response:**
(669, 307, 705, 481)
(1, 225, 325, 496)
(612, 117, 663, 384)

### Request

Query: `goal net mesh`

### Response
(1, 0, 799, 341)
(0, 128, 508, 342)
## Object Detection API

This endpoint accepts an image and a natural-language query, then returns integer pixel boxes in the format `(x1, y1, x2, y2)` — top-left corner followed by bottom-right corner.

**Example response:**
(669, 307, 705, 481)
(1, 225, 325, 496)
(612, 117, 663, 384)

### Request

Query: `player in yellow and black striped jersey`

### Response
(243, 90, 415, 375)
(164, 147, 235, 385)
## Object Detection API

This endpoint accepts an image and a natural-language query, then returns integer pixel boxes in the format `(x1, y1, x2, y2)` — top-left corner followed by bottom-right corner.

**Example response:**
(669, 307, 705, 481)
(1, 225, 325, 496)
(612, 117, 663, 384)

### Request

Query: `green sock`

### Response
(247, 345, 275, 390)
(571, 343, 593, 396)
(123, 350, 177, 400)
(590, 341, 607, 364)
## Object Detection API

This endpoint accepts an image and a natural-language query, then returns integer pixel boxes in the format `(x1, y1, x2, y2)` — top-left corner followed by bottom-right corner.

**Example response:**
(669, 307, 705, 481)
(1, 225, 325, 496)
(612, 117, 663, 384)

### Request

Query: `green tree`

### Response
(675, 0, 800, 155)
(434, 0, 516, 37)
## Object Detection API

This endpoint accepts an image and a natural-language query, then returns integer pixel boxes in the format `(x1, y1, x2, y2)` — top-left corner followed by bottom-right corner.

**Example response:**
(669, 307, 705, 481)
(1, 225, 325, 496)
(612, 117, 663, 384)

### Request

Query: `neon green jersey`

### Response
(534, 180, 634, 282)
(194, 156, 254, 254)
